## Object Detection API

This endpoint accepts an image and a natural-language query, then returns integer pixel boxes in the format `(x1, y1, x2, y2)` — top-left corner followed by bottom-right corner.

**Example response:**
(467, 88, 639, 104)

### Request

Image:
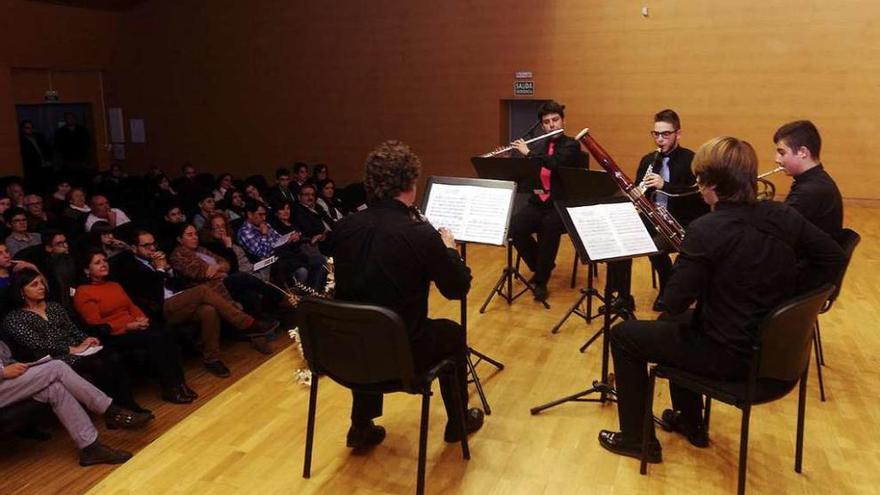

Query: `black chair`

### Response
(813, 228, 860, 401)
(297, 297, 470, 495)
(639, 284, 834, 495)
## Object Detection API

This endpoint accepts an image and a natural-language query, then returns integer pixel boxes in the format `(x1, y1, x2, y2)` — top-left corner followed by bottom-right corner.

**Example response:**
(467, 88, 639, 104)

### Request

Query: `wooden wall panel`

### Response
(105, 0, 880, 198)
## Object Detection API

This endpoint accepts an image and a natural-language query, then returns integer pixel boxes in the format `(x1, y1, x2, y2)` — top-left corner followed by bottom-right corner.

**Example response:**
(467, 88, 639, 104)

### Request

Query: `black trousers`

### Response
(223, 272, 282, 315)
(609, 312, 749, 441)
(510, 202, 565, 284)
(103, 326, 186, 391)
(351, 318, 468, 427)
(71, 350, 139, 410)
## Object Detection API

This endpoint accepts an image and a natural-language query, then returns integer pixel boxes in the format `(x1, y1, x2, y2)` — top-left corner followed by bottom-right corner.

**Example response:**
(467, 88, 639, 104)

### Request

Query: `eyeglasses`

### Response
(650, 130, 677, 138)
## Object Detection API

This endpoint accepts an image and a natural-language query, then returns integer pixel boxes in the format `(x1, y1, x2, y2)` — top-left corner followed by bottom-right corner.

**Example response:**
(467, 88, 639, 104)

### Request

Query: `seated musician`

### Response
(326, 140, 484, 450)
(598, 136, 845, 463)
(607, 109, 708, 312)
(509, 100, 588, 301)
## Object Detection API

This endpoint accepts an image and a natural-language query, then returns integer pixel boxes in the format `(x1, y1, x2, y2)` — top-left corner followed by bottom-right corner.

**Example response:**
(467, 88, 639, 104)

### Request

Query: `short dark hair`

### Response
(243, 200, 266, 214)
(41, 229, 64, 248)
(313, 163, 328, 176)
(89, 220, 114, 235)
(130, 228, 155, 246)
(10, 268, 45, 308)
(175, 222, 198, 242)
(4, 206, 26, 224)
(270, 198, 292, 213)
(275, 167, 291, 179)
(78, 248, 107, 280)
(773, 120, 821, 159)
(298, 183, 316, 195)
(364, 140, 421, 202)
(538, 100, 565, 120)
(654, 109, 681, 130)
(293, 162, 309, 174)
(693, 136, 758, 204)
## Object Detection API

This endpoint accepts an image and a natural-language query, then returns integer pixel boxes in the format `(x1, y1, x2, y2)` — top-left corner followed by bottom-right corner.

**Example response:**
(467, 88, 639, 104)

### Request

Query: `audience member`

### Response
(291, 162, 310, 198)
(110, 230, 278, 377)
(191, 193, 216, 231)
(46, 179, 72, 215)
(19, 121, 53, 192)
(74, 250, 196, 404)
(213, 173, 234, 202)
(5, 207, 41, 257)
(222, 189, 246, 230)
(312, 163, 329, 183)
(315, 178, 345, 223)
(6, 181, 25, 208)
(85, 194, 131, 232)
(268, 168, 296, 205)
(1, 268, 146, 413)
(53, 113, 90, 177)
(24, 194, 56, 232)
(199, 213, 257, 277)
(0, 340, 150, 466)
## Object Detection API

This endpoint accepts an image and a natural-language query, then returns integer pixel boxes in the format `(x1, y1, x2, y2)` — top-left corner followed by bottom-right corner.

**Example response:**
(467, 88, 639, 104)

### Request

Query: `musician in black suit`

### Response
(774, 120, 843, 241)
(626, 109, 708, 311)
(509, 100, 588, 301)
(327, 140, 484, 450)
(598, 136, 845, 463)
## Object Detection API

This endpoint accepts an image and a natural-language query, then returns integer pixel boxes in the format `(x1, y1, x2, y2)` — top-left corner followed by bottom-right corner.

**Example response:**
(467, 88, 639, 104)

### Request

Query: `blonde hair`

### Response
(693, 136, 758, 203)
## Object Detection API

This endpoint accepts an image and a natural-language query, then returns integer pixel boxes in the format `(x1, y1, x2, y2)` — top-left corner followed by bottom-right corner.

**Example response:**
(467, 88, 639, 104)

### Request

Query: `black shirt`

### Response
(526, 134, 588, 205)
(326, 199, 471, 343)
(663, 200, 845, 355)
(784, 164, 843, 240)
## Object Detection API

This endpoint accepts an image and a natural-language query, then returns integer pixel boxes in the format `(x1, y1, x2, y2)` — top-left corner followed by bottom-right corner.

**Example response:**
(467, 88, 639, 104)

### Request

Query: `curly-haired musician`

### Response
(598, 136, 845, 463)
(326, 140, 484, 450)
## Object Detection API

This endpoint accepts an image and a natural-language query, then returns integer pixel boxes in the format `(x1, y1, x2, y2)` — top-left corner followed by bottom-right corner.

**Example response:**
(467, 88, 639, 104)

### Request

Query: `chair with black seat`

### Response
(297, 297, 470, 495)
(813, 227, 860, 401)
(638, 284, 834, 495)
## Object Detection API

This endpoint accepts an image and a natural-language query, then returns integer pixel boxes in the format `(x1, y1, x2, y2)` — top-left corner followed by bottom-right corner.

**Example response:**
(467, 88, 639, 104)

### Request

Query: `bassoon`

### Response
(574, 128, 686, 251)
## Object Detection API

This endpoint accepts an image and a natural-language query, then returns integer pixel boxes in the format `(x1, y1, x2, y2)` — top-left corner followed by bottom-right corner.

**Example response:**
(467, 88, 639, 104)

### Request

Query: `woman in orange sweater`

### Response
(74, 250, 196, 404)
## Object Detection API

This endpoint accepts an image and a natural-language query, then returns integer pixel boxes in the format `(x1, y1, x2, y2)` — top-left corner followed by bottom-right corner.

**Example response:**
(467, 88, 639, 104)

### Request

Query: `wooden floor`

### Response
(8, 201, 880, 494)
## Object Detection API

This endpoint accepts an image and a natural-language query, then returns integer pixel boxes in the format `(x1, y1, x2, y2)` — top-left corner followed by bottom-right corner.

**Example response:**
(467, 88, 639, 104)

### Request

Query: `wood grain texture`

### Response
(75, 200, 880, 495)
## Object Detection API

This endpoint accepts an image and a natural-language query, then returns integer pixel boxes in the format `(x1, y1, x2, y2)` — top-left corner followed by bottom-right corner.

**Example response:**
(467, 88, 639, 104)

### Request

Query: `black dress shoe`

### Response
(180, 383, 199, 401)
(652, 295, 667, 313)
(105, 404, 153, 430)
(533, 283, 549, 302)
(660, 409, 709, 448)
(79, 441, 132, 466)
(598, 430, 662, 463)
(444, 408, 485, 443)
(346, 421, 386, 450)
(205, 360, 231, 378)
(162, 387, 194, 404)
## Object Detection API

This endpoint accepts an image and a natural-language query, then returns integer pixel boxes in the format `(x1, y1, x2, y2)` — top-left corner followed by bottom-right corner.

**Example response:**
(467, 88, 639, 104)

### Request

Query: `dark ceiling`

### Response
(28, 0, 148, 12)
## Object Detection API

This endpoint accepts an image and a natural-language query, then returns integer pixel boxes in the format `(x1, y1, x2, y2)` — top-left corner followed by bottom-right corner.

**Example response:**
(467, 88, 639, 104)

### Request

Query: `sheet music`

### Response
(273, 232, 291, 248)
(567, 202, 658, 261)
(424, 183, 512, 246)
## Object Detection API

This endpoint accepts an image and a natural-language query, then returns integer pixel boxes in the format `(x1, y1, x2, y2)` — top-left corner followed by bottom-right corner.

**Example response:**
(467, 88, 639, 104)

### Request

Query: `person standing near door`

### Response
(18, 120, 53, 193)
(54, 112, 91, 182)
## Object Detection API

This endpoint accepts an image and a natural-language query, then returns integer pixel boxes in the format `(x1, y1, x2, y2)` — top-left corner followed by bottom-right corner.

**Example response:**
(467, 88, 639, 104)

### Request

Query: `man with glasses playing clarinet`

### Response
(509, 100, 588, 302)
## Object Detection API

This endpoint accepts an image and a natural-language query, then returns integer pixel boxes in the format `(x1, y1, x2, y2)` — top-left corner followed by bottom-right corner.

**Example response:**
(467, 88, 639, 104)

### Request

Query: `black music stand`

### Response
(422, 176, 513, 415)
(530, 199, 659, 414)
(470, 156, 551, 312)
(549, 169, 621, 333)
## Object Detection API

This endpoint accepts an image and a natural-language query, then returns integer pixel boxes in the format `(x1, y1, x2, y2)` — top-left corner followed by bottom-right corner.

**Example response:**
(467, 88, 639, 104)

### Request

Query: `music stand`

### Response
(422, 176, 514, 415)
(470, 156, 551, 312)
(550, 168, 621, 333)
(530, 198, 660, 414)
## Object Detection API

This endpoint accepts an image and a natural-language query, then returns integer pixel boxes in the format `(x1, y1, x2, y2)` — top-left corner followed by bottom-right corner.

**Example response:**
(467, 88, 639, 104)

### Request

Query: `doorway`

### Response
(15, 103, 95, 191)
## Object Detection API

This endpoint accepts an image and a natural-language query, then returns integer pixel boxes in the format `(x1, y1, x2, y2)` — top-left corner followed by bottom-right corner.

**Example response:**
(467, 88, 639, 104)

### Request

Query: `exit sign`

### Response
(514, 80, 534, 96)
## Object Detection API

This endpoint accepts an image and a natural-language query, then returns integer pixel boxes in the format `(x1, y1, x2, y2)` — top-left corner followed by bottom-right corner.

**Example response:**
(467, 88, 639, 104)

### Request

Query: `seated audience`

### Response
(110, 229, 278, 377)
(221, 189, 246, 230)
(0, 245, 39, 316)
(293, 183, 331, 243)
(290, 162, 310, 198)
(74, 251, 196, 404)
(84, 221, 129, 259)
(269, 199, 297, 235)
(200, 213, 251, 272)
(312, 162, 329, 184)
(0, 340, 151, 466)
(155, 200, 187, 253)
(85, 194, 131, 232)
(6, 180, 26, 208)
(1, 268, 146, 413)
(46, 179, 72, 215)
(267, 168, 296, 204)
(315, 178, 345, 224)
(172, 164, 203, 212)
(24, 194, 56, 232)
(191, 193, 216, 231)
(62, 187, 91, 237)
(4, 207, 41, 256)
(243, 181, 267, 207)
(151, 173, 178, 204)
(213, 173, 234, 202)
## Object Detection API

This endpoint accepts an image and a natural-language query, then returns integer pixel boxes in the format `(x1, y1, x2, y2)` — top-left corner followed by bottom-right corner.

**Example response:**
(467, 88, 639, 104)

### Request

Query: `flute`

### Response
(480, 129, 564, 157)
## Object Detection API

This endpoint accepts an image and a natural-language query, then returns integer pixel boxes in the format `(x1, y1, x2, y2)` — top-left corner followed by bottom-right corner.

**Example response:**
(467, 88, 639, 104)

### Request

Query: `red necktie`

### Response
(538, 141, 555, 202)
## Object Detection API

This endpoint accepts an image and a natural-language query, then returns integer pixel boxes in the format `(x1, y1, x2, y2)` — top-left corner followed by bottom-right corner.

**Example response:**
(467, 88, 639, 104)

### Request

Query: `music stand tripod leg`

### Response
(466, 350, 492, 415)
(551, 289, 588, 334)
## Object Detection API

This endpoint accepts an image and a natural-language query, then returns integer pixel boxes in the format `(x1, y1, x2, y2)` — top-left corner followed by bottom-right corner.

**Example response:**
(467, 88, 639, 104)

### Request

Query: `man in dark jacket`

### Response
(327, 140, 484, 450)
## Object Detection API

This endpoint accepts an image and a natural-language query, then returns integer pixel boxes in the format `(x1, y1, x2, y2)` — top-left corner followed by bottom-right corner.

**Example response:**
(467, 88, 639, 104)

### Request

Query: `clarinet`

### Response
(574, 128, 685, 251)
(638, 147, 663, 194)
